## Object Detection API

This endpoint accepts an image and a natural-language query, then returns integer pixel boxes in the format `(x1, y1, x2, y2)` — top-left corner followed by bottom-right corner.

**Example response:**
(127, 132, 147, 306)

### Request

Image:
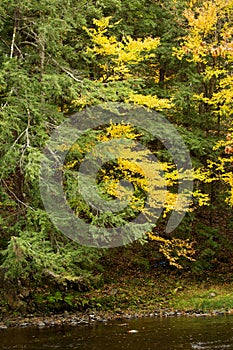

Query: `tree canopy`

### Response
(0, 0, 232, 309)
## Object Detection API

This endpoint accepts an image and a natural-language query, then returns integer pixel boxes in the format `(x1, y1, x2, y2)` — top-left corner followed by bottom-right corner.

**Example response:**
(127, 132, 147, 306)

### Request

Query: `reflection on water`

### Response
(0, 315, 233, 350)
(192, 340, 233, 349)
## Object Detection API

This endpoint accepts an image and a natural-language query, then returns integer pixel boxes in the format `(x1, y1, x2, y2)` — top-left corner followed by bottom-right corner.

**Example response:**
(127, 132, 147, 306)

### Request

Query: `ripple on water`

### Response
(191, 340, 233, 349)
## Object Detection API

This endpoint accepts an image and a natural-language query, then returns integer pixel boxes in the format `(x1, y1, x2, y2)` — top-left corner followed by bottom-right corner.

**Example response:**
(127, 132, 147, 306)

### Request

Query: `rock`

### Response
(63, 311, 69, 318)
(79, 318, 89, 324)
(125, 314, 133, 319)
(128, 329, 138, 333)
(37, 321, 46, 327)
(115, 308, 124, 314)
(195, 313, 209, 317)
(20, 323, 29, 327)
(0, 324, 7, 329)
(219, 310, 226, 315)
(95, 315, 104, 322)
(167, 312, 175, 317)
(19, 287, 30, 298)
(110, 288, 118, 296)
(209, 292, 216, 298)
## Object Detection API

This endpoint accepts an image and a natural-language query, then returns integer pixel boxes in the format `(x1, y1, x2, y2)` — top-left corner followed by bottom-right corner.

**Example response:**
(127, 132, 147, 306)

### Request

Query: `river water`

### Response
(1, 315, 233, 350)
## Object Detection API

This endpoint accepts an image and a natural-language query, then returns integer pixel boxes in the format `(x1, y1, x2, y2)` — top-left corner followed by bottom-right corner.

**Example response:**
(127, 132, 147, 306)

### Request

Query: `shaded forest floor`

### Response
(82, 247, 233, 314)
(1, 263, 233, 328)
(1, 248, 233, 325)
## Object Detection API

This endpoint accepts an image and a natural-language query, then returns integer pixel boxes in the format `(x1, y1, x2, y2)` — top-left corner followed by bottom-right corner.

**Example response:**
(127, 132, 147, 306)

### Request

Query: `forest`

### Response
(0, 0, 233, 317)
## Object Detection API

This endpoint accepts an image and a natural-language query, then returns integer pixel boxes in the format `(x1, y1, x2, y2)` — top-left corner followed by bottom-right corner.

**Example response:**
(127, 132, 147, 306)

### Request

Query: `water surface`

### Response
(1, 315, 233, 349)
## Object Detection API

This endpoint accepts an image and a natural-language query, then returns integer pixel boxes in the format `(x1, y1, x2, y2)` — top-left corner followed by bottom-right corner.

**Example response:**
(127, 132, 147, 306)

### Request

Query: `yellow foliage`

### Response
(174, 0, 233, 63)
(98, 121, 141, 142)
(97, 123, 204, 217)
(63, 121, 204, 267)
(99, 123, 182, 216)
(65, 160, 79, 169)
(195, 131, 233, 206)
(211, 131, 233, 206)
(162, 192, 178, 217)
(223, 171, 233, 205)
(127, 93, 173, 110)
(80, 17, 174, 111)
(192, 190, 210, 206)
(211, 75, 233, 116)
(84, 16, 160, 82)
(184, 1, 218, 36)
(173, 0, 233, 132)
(147, 233, 196, 269)
(92, 16, 115, 29)
(194, 167, 216, 182)
(71, 96, 89, 109)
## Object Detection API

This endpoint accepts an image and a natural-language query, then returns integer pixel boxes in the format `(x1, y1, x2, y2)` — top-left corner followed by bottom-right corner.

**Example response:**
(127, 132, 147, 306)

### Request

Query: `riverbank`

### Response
(1, 269, 233, 329)
(1, 307, 233, 329)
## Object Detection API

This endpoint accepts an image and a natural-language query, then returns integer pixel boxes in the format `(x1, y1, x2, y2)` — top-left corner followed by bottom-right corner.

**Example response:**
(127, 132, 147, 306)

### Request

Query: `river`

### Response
(1, 315, 233, 349)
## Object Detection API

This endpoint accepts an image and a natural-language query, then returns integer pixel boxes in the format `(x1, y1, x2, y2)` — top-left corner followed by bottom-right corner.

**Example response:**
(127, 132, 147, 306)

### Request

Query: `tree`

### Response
(0, 0, 104, 288)
(173, 0, 233, 206)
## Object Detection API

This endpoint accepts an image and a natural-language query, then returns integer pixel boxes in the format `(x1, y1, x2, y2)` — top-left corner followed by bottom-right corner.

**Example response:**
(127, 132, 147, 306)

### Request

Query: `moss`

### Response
(173, 286, 233, 312)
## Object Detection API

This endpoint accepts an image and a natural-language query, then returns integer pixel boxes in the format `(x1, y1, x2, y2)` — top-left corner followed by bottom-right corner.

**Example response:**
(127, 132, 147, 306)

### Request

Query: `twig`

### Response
(0, 88, 14, 111)
(10, 26, 16, 58)
(51, 58, 83, 83)
(2, 179, 35, 211)
(10, 7, 20, 58)
(26, 108, 31, 148)
(9, 128, 27, 149)
(21, 41, 38, 48)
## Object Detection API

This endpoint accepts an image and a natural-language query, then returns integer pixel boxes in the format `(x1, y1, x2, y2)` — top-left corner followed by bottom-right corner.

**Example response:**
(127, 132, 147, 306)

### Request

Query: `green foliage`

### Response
(191, 224, 221, 273)
(174, 287, 233, 313)
(1, 209, 102, 287)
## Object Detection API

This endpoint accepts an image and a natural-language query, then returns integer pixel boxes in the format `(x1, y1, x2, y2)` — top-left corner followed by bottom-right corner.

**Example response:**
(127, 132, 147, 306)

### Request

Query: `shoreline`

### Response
(1, 307, 233, 329)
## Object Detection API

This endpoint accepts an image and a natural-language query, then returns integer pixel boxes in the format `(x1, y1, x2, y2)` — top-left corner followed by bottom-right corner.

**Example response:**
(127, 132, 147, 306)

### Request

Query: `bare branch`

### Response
(10, 129, 27, 149)
(26, 108, 31, 148)
(2, 179, 35, 211)
(21, 41, 38, 48)
(10, 26, 16, 59)
(51, 58, 83, 83)
(10, 7, 20, 58)
(0, 88, 14, 111)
